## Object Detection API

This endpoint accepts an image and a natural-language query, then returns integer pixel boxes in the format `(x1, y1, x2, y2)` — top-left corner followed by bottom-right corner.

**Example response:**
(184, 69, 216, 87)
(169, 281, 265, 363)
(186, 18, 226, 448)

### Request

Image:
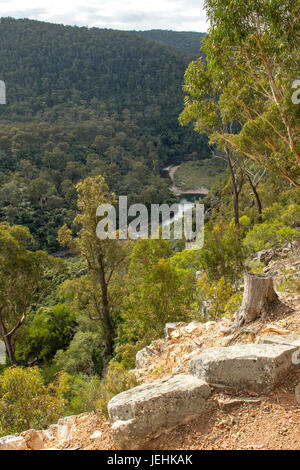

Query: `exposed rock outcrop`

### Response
(108, 373, 214, 449)
(0, 435, 28, 450)
(190, 343, 298, 393)
(259, 334, 300, 348)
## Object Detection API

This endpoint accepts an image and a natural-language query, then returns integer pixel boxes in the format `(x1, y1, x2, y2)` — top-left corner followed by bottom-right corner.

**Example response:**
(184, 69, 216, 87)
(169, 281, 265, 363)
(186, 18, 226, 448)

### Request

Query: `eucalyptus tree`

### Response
(0, 223, 63, 364)
(203, 0, 300, 186)
(179, 58, 244, 225)
(58, 176, 131, 359)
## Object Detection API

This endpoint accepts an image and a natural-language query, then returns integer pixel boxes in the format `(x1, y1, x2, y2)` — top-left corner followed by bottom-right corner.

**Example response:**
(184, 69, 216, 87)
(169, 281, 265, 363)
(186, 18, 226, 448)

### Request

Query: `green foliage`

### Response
(203, 0, 300, 186)
(198, 274, 233, 320)
(243, 220, 300, 253)
(58, 175, 131, 360)
(173, 158, 225, 191)
(55, 331, 104, 376)
(65, 374, 102, 415)
(0, 222, 64, 364)
(0, 18, 211, 251)
(277, 268, 300, 293)
(96, 361, 139, 418)
(224, 292, 243, 317)
(0, 366, 67, 435)
(247, 259, 265, 275)
(136, 30, 206, 58)
(15, 303, 77, 364)
(115, 238, 197, 368)
(198, 222, 247, 285)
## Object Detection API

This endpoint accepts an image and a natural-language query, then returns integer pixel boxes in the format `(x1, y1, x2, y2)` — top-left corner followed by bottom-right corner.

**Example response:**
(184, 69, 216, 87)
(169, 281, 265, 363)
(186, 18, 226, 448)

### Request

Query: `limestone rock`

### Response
(295, 383, 300, 405)
(21, 429, 46, 450)
(217, 396, 264, 411)
(90, 430, 103, 439)
(135, 346, 153, 369)
(57, 416, 76, 442)
(0, 435, 27, 450)
(190, 343, 297, 393)
(108, 373, 212, 448)
(259, 334, 300, 348)
(185, 322, 202, 335)
(164, 322, 187, 341)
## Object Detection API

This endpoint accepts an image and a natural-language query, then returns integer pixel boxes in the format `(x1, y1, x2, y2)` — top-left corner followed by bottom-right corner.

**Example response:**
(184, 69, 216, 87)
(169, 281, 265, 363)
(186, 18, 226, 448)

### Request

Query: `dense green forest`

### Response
(0, 0, 299, 437)
(0, 17, 210, 251)
(134, 30, 206, 58)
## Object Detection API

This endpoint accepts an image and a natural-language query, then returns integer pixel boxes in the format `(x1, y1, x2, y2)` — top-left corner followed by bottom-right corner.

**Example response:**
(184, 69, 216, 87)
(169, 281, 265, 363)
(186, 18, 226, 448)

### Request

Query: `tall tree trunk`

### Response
(247, 175, 263, 223)
(237, 273, 279, 326)
(0, 316, 16, 365)
(225, 147, 240, 226)
(98, 265, 114, 359)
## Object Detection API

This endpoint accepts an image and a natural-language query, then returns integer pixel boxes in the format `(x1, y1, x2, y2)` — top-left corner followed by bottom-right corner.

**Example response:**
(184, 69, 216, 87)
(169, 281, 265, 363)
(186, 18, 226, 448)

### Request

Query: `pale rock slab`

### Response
(90, 430, 103, 439)
(0, 435, 27, 450)
(21, 429, 46, 450)
(259, 334, 300, 348)
(190, 343, 297, 393)
(108, 373, 213, 449)
(295, 383, 300, 405)
(164, 322, 187, 341)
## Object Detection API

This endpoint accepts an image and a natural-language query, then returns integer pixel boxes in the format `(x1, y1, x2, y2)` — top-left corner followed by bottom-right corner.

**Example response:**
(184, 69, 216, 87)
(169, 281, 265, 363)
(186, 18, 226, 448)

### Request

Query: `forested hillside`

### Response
(0, 1, 299, 447)
(0, 18, 210, 251)
(134, 30, 206, 58)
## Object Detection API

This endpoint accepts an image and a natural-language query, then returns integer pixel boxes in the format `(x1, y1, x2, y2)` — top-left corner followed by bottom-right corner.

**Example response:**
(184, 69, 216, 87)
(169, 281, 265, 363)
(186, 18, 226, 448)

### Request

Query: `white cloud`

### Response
(0, 0, 208, 32)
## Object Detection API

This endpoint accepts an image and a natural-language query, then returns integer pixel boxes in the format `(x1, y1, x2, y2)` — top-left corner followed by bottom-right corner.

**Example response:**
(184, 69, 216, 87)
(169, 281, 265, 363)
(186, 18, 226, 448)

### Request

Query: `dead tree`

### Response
(237, 272, 280, 325)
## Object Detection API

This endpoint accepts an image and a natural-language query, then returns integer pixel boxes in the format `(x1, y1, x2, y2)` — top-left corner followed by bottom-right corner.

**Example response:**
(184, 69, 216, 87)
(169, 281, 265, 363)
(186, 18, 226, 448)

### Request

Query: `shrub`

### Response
(66, 373, 102, 415)
(280, 204, 300, 228)
(55, 331, 104, 375)
(16, 303, 77, 364)
(198, 274, 233, 320)
(198, 222, 246, 285)
(0, 366, 68, 435)
(115, 238, 197, 368)
(243, 219, 300, 253)
(224, 292, 243, 316)
(247, 259, 265, 274)
(96, 361, 139, 418)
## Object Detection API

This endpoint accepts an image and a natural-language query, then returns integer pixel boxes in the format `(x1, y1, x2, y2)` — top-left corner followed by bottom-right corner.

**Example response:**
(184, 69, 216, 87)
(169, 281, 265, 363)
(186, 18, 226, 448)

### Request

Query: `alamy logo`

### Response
(0, 81, 6, 105)
(292, 348, 300, 365)
(96, 196, 204, 251)
(292, 80, 300, 105)
(0, 340, 5, 365)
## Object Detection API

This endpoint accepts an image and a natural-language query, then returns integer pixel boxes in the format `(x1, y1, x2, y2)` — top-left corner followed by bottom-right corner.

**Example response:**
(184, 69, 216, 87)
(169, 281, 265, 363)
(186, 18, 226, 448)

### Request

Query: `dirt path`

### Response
(46, 367, 300, 450)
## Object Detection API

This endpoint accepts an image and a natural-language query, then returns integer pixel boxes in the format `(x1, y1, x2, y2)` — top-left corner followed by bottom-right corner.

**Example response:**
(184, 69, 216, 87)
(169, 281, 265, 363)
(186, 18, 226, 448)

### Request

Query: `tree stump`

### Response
(237, 272, 279, 325)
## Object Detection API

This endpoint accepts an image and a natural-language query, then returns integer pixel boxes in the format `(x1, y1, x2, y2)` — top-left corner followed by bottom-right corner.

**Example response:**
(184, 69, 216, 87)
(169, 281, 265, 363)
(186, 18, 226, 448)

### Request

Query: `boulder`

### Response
(108, 373, 213, 449)
(259, 335, 300, 366)
(164, 322, 187, 341)
(259, 334, 300, 348)
(254, 249, 274, 265)
(0, 435, 27, 450)
(57, 415, 75, 442)
(295, 383, 300, 405)
(135, 346, 154, 369)
(21, 429, 46, 450)
(190, 343, 298, 393)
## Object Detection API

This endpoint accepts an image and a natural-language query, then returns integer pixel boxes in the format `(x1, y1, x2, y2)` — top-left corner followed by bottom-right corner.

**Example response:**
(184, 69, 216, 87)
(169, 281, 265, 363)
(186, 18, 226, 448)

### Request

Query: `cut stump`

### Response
(237, 272, 279, 325)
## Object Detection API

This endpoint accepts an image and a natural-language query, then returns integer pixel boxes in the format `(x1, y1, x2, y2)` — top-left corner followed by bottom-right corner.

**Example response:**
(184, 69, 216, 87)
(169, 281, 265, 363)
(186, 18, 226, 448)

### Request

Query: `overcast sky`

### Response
(0, 0, 208, 32)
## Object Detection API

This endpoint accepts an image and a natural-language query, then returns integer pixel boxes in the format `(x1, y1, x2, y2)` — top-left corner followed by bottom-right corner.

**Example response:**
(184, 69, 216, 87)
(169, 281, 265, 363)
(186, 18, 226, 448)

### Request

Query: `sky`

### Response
(0, 0, 208, 32)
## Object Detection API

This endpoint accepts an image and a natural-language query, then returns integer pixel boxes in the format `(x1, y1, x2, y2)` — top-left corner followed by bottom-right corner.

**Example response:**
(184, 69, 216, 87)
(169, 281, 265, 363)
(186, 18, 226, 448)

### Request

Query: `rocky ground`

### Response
(14, 293, 300, 450)
(1, 250, 299, 450)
